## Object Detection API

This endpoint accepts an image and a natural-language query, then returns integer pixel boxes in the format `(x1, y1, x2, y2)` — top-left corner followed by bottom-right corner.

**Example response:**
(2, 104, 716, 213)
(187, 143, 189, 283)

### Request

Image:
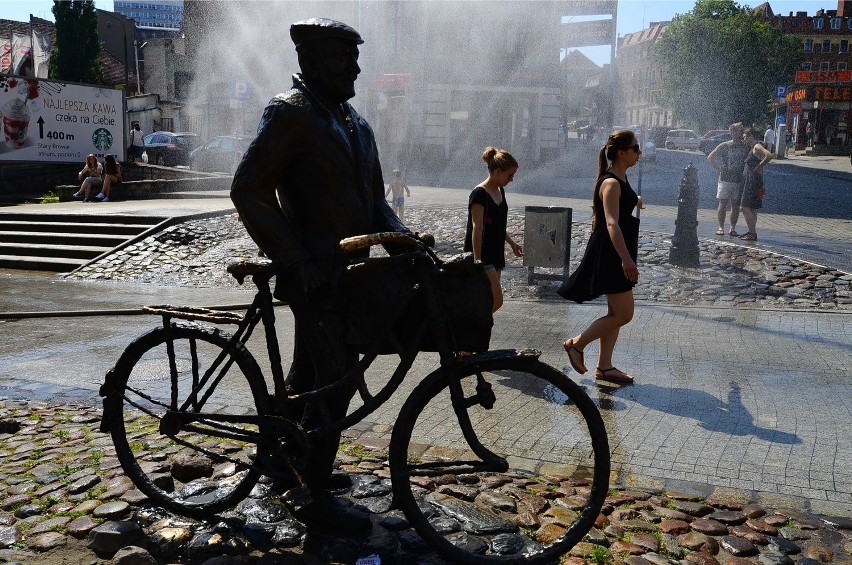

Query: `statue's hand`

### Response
(295, 261, 327, 294)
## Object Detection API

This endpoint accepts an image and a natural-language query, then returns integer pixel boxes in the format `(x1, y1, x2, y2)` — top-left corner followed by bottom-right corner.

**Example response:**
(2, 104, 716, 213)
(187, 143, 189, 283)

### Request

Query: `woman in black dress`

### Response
(738, 127, 772, 241)
(558, 130, 644, 384)
(464, 146, 524, 312)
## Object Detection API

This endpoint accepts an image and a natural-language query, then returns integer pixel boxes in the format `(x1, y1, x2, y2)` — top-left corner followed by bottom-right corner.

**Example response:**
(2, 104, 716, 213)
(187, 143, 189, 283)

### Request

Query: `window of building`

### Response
(839, 62, 848, 70)
(831, 18, 841, 29)
(813, 18, 824, 29)
(842, 40, 849, 53)
(802, 61, 812, 70)
(848, 19, 852, 29)
(823, 40, 831, 52)
(820, 61, 830, 71)
(804, 39, 813, 52)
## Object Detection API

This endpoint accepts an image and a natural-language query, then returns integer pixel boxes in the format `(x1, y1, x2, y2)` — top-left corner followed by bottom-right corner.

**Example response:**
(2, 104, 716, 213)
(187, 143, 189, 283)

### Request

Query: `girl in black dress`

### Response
(738, 127, 772, 241)
(558, 130, 644, 384)
(464, 147, 524, 312)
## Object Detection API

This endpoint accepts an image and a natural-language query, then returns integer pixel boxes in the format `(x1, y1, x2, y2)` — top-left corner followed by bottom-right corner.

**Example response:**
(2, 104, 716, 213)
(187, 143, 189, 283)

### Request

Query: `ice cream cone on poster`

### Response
(2, 97, 30, 148)
(1, 79, 39, 149)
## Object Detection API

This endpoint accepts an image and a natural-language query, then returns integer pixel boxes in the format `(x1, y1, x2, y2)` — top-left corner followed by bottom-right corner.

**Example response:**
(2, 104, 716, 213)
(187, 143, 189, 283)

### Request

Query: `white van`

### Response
(664, 129, 701, 150)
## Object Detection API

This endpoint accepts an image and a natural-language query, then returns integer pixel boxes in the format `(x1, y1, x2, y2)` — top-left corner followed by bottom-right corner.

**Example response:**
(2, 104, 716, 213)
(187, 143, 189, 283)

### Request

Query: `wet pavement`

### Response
(0, 160, 850, 563)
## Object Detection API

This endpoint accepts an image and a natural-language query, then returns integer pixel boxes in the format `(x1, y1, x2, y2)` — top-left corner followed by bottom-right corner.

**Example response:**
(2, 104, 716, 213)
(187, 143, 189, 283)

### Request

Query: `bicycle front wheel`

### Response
(104, 323, 272, 516)
(389, 353, 609, 564)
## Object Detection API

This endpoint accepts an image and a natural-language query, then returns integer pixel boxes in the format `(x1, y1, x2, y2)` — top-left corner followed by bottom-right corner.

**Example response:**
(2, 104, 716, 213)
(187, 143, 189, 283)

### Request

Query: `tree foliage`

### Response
(49, 0, 103, 83)
(655, 0, 801, 131)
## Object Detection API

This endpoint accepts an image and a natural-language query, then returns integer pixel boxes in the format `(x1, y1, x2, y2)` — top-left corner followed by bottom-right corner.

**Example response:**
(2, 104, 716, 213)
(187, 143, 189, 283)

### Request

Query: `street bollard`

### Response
(668, 163, 700, 268)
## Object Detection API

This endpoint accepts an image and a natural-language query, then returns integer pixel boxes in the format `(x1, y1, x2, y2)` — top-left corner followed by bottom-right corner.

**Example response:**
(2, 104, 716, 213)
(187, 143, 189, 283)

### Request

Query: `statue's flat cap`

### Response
(290, 18, 363, 48)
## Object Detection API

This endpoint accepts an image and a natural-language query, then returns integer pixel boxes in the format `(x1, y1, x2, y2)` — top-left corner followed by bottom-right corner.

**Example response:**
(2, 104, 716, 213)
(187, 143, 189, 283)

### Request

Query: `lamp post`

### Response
(134, 40, 148, 93)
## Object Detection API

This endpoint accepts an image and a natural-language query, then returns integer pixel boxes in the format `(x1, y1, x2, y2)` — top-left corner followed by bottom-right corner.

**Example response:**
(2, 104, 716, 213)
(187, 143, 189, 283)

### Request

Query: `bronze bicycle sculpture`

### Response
(99, 232, 610, 564)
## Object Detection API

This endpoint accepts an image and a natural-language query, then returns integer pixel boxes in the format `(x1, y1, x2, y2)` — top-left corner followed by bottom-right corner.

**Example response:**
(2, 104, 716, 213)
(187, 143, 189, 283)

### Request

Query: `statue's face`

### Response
(304, 39, 361, 102)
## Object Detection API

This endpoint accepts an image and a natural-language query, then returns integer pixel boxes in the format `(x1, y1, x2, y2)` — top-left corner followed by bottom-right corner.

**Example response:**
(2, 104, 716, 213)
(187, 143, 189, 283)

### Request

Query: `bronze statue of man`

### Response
(231, 18, 410, 534)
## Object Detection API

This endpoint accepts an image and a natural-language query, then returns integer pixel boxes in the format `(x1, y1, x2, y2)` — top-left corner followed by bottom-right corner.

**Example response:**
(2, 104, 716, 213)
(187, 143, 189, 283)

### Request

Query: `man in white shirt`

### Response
(763, 124, 776, 154)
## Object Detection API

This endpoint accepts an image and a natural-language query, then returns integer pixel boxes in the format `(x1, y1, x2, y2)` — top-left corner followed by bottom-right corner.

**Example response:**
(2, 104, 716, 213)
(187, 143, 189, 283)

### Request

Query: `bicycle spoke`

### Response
(390, 358, 609, 564)
(109, 325, 270, 515)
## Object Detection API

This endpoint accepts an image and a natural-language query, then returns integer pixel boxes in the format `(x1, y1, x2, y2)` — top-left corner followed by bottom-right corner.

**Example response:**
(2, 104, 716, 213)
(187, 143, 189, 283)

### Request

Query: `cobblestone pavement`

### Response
(1, 400, 851, 564)
(64, 209, 852, 310)
(1, 193, 851, 564)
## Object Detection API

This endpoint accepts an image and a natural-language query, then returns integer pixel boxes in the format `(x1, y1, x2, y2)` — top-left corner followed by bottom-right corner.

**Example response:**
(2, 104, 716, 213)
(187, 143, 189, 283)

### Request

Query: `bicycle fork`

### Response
(447, 366, 508, 473)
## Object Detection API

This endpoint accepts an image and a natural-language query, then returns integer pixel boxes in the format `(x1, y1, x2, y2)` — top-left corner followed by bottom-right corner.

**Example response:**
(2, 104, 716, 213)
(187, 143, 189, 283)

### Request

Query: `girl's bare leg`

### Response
(568, 290, 634, 363)
(486, 268, 503, 313)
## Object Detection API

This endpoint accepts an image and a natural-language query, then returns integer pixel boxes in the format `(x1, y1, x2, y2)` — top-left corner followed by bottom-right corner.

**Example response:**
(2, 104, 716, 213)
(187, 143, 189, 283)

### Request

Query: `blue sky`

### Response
(2, 0, 839, 65)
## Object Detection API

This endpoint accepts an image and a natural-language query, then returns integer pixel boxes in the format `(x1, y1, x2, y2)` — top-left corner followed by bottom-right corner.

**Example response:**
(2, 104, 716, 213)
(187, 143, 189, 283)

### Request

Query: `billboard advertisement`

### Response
(0, 76, 125, 163)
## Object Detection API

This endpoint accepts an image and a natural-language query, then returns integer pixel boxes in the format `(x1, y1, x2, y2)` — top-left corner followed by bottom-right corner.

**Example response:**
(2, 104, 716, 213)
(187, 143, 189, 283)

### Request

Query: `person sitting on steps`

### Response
(74, 154, 103, 201)
(95, 155, 122, 202)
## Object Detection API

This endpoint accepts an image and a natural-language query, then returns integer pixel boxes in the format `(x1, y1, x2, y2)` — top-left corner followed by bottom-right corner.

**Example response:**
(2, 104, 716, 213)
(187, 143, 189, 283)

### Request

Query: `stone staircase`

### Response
(0, 212, 167, 273)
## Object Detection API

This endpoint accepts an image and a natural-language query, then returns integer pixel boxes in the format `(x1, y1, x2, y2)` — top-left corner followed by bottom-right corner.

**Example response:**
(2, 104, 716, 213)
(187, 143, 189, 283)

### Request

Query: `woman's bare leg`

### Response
(486, 268, 503, 313)
(568, 290, 634, 363)
(741, 207, 756, 234)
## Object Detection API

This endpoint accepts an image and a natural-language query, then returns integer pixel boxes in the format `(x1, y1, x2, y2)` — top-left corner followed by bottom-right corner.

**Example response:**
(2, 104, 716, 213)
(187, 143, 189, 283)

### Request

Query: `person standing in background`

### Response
(385, 168, 411, 220)
(128, 121, 145, 163)
(763, 124, 775, 154)
(463, 146, 524, 313)
(707, 122, 749, 237)
(738, 127, 773, 241)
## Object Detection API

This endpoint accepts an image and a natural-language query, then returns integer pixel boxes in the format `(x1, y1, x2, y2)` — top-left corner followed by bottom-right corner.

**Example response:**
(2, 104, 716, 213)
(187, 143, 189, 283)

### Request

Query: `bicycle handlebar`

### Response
(227, 232, 436, 284)
(339, 232, 423, 253)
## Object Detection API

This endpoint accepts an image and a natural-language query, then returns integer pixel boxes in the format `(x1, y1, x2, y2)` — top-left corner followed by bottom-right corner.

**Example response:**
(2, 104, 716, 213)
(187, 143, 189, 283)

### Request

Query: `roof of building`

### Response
(619, 21, 668, 48)
(0, 17, 136, 91)
(752, 2, 775, 18)
(561, 49, 601, 72)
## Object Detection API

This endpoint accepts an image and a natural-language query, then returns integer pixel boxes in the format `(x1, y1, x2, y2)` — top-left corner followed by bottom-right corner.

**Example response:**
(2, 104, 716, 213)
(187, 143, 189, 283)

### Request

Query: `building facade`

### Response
(772, 6, 852, 150)
(113, 0, 183, 35)
(181, 0, 579, 166)
(613, 22, 670, 129)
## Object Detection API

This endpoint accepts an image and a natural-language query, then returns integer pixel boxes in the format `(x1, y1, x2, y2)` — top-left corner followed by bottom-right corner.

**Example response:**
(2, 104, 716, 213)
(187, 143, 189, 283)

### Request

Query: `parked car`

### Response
(664, 129, 701, 150)
(141, 131, 198, 166)
(649, 126, 673, 147)
(699, 132, 732, 154)
(701, 129, 729, 140)
(189, 135, 250, 173)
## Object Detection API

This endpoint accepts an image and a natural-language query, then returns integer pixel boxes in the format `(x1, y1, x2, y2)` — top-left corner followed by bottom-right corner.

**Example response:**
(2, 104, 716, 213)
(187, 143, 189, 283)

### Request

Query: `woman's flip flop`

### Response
(563, 339, 587, 374)
(595, 366, 634, 384)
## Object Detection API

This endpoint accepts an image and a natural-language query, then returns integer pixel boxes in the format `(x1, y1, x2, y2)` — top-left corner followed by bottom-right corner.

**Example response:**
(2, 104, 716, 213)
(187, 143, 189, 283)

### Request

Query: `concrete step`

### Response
(0, 254, 87, 273)
(0, 231, 130, 247)
(0, 242, 112, 260)
(0, 220, 159, 236)
(0, 212, 167, 273)
(0, 212, 166, 224)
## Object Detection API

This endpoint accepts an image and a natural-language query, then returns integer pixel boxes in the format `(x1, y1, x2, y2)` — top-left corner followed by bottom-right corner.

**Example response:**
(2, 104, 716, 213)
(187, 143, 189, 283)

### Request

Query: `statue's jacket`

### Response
(231, 73, 406, 274)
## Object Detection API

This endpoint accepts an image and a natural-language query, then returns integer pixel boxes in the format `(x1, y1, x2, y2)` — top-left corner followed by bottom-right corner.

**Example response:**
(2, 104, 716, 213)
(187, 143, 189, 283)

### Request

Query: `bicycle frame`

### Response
(101, 232, 519, 476)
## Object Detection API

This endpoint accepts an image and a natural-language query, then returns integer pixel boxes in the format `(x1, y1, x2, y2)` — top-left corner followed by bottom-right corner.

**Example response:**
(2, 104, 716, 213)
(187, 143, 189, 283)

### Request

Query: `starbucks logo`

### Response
(92, 128, 114, 152)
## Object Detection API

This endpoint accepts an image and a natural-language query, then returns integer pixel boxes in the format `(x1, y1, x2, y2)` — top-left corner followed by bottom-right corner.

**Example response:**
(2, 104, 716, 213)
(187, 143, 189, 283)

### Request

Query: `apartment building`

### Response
(772, 5, 852, 149)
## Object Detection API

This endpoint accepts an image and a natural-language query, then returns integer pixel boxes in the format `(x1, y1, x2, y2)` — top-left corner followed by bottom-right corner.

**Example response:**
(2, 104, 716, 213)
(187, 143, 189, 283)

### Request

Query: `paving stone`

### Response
(25, 531, 67, 551)
(691, 518, 729, 536)
(721, 534, 759, 556)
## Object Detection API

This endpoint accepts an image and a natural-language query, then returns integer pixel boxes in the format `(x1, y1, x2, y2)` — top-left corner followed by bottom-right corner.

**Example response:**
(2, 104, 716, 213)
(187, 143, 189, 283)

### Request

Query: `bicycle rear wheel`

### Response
(389, 352, 609, 564)
(104, 323, 272, 515)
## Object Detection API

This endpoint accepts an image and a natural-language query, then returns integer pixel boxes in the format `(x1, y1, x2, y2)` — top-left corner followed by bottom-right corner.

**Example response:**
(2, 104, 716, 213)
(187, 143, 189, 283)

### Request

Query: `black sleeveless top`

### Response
(464, 186, 508, 269)
(558, 172, 640, 303)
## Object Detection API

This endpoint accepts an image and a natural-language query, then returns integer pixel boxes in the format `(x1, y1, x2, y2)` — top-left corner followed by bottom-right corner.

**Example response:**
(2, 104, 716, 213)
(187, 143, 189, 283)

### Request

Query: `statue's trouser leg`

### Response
(283, 286, 357, 490)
